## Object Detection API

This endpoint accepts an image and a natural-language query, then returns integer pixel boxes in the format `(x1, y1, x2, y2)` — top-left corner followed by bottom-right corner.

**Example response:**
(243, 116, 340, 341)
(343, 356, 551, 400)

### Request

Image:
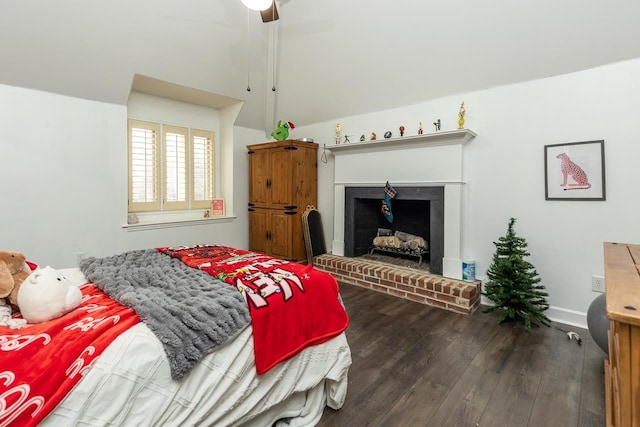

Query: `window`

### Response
(191, 129, 216, 209)
(128, 119, 215, 213)
(128, 120, 160, 212)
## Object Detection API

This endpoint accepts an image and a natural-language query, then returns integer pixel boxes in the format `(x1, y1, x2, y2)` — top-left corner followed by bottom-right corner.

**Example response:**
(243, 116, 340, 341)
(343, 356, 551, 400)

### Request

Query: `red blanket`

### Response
(0, 284, 139, 427)
(158, 245, 349, 374)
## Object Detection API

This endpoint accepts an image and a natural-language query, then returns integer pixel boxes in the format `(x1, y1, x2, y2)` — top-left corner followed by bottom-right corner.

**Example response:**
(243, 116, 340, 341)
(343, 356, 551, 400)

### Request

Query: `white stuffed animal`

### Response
(17, 266, 83, 324)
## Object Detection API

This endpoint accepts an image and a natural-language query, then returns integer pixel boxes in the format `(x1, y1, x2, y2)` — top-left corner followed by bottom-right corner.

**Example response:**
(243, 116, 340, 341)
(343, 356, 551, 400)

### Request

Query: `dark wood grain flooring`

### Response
(318, 282, 606, 427)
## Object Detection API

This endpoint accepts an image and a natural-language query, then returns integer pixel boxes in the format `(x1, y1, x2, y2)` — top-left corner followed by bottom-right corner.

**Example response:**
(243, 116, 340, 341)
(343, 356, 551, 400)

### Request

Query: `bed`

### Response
(1, 245, 352, 426)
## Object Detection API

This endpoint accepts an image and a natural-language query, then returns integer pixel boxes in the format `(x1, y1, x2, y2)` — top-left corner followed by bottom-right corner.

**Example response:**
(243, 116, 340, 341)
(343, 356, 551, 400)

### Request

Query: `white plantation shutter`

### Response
(191, 129, 215, 209)
(163, 125, 189, 210)
(127, 119, 218, 215)
(128, 120, 160, 212)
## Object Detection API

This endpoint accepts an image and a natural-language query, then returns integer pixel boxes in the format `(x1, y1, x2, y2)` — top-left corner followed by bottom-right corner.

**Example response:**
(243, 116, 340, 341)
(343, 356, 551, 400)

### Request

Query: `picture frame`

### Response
(211, 198, 225, 216)
(544, 140, 605, 201)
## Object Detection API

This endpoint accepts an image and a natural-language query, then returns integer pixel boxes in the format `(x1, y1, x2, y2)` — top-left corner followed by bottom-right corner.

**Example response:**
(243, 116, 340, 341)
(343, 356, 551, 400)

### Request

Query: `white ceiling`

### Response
(2, 0, 640, 133)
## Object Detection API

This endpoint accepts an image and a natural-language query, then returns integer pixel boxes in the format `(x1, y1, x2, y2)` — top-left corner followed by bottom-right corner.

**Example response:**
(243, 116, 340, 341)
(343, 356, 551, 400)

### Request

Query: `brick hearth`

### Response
(314, 254, 481, 314)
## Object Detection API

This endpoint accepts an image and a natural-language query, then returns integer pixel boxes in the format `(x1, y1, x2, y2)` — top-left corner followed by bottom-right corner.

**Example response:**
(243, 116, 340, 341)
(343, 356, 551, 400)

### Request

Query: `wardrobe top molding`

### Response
(326, 129, 477, 155)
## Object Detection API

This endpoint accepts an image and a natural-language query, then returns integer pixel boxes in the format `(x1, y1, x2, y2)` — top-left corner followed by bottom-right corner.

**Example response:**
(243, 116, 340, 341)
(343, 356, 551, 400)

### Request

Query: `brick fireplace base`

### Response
(314, 254, 481, 314)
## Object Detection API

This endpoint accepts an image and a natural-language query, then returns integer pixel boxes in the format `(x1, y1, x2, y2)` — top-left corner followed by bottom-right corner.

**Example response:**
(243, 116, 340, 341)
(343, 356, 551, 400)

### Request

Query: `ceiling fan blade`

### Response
(260, 1, 279, 22)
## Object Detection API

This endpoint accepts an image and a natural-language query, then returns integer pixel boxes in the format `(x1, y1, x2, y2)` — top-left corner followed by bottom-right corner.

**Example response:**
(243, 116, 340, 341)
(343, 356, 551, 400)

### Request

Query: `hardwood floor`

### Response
(318, 282, 606, 427)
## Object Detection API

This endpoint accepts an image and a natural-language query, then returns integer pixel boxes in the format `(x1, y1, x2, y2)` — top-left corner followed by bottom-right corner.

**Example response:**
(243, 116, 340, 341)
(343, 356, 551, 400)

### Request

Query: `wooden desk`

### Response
(604, 242, 640, 427)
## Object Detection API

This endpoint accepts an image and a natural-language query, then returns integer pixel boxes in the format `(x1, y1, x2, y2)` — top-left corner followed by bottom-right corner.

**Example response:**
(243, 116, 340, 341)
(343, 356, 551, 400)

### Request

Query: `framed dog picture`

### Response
(544, 140, 605, 201)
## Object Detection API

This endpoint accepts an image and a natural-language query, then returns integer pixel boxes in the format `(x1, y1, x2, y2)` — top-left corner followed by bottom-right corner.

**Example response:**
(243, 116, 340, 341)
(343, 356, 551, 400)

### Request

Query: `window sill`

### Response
(123, 215, 235, 231)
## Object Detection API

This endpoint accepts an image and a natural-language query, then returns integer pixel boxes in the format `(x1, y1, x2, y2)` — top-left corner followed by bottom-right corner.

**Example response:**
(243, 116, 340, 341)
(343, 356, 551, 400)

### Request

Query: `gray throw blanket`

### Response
(79, 249, 251, 380)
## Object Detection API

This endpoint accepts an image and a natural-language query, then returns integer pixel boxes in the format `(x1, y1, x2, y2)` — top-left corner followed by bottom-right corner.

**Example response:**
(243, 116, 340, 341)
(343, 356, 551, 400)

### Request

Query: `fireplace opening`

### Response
(344, 186, 444, 275)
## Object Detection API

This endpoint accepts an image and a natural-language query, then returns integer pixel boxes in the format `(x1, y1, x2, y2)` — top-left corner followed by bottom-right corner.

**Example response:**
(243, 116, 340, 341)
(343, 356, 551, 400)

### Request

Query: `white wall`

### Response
(0, 84, 264, 268)
(295, 58, 640, 328)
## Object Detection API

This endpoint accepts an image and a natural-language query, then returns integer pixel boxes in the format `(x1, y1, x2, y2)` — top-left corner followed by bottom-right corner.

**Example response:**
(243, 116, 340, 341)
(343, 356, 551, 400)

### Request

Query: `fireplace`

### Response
(326, 129, 477, 280)
(344, 186, 444, 275)
(316, 130, 480, 314)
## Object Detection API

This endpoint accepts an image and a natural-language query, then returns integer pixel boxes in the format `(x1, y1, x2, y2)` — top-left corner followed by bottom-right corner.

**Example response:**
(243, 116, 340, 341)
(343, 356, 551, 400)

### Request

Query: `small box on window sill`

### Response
(211, 198, 225, 216)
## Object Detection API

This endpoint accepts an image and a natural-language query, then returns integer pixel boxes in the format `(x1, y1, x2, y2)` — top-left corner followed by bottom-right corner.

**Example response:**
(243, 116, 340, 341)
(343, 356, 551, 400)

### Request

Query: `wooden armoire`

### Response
(247, 140, 318, 262)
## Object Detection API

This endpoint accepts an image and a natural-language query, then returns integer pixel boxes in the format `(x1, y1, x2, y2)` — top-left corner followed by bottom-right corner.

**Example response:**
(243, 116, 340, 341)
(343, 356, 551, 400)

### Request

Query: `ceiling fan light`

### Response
(242, 0, 272, 11)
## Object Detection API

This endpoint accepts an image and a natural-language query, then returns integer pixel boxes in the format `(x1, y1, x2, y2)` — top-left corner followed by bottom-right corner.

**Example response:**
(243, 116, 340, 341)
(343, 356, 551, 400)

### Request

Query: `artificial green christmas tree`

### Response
(483, 217, 551, 329)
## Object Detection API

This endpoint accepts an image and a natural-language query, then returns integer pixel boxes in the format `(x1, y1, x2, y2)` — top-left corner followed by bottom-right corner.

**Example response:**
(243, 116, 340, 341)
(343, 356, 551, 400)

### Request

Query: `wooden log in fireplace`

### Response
(370, 229, 429, 265)
(372, 235, 401, 249)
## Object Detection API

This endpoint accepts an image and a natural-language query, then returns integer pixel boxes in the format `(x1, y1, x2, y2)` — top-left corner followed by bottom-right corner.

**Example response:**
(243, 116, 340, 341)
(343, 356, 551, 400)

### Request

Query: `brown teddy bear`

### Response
(0, 250, 31, 306)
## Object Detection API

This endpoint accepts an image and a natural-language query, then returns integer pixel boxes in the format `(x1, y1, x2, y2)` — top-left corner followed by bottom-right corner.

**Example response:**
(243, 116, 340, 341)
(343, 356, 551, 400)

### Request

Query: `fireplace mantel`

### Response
(330, 128, 477, 281)
(327, 129, 476, 155)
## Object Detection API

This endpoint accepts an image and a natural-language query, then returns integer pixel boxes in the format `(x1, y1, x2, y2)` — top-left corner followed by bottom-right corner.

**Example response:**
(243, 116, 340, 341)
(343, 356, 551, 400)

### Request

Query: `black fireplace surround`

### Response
(344, 186, 444, 275)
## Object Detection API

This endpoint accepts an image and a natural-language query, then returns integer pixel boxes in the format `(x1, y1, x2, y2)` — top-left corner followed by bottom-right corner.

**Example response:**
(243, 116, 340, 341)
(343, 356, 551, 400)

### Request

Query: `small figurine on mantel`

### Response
(343, 134, 351, 144)
(334, 123, 342, 145)
(360, 134, 366, 142)
(458, 102, 466, 129)
(433, 119, 441, 131)
(399, 125, 405, 137)
(384, 131, 392, 139)
(370, 132, 377, 141)
(418, 122, 424, 135)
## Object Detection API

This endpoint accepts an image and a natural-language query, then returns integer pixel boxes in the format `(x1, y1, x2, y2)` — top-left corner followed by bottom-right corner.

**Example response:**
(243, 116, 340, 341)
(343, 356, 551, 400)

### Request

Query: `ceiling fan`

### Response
(242, 0, 279, 23)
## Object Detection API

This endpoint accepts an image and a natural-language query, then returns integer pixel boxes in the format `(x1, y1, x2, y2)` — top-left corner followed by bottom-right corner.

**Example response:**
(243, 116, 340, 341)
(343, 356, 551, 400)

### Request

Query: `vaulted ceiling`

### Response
(2, 1, 640, 133)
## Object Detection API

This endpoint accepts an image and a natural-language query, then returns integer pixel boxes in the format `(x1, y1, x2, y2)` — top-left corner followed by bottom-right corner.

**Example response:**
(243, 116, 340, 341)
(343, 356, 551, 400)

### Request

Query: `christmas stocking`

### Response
(381, 181, 397, 223)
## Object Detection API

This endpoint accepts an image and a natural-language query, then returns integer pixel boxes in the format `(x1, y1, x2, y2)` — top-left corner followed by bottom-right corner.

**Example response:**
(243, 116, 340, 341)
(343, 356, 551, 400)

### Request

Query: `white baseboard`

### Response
(478, 275, 588, 330)
(545, 306, 588, 330)
(480, 295, 588, 329)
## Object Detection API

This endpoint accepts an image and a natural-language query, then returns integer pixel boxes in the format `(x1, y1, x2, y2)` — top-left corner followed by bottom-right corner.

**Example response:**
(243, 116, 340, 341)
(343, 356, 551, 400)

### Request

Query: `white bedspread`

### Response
(40, 269, 352, 427)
